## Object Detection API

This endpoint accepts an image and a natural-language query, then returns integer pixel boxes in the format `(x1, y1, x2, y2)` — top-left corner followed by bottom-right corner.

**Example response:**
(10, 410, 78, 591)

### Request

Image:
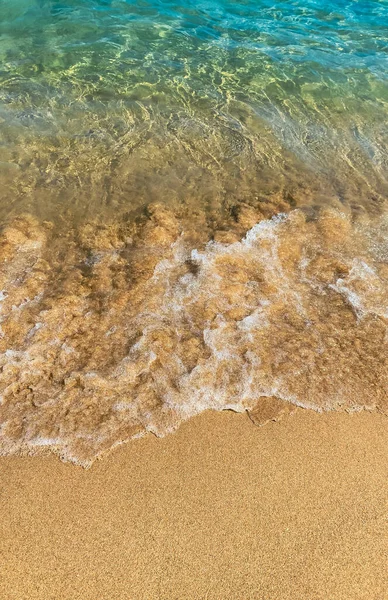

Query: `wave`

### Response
(0, 204, 387, 466)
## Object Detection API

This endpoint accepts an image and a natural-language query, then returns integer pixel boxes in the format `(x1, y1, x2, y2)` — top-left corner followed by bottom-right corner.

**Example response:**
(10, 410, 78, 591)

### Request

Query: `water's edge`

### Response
(0, 205, 386, 466)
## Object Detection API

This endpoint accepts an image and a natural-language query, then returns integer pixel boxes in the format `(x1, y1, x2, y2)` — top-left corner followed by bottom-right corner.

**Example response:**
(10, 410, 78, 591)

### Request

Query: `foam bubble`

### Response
(0, 206, 386, 466)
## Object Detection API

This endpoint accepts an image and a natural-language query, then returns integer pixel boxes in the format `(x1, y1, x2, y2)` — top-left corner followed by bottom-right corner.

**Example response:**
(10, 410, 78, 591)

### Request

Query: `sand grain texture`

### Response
(0, 410, 387, 600)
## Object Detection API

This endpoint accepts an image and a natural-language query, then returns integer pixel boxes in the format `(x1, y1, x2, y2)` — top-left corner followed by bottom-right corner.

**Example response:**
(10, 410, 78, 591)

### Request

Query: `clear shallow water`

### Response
(1, 0, 388, 220)
(0, 1, 387, 465)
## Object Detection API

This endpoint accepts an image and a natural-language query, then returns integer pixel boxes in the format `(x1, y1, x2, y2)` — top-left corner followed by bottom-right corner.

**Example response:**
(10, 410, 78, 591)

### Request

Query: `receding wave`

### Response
(0, 204, 386, 466)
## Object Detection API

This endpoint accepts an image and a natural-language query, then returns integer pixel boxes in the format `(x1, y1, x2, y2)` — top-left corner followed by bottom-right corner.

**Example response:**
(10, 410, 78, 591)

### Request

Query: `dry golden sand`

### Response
(0, 409, 387, 600)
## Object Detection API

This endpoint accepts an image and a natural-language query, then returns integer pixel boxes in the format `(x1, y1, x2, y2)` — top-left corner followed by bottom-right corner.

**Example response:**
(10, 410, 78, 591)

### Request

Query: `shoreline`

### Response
(1, 409, 387, 599)
(1, 207, 387, 467)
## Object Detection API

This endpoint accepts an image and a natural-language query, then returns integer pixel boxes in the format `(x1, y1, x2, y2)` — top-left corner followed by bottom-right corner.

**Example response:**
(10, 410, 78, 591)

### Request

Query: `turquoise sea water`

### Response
(0, 1, 387, 465)
(0, 0, 387, 221)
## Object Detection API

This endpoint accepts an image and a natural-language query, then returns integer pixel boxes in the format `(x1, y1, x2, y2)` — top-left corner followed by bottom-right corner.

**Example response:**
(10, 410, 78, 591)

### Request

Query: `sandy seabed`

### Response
(0, 408, 387, 600)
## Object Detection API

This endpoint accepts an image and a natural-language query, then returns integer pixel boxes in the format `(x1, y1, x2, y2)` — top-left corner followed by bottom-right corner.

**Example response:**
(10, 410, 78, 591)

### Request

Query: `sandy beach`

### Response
(1, 409, 387, 600)
(1, 1, 388, 599)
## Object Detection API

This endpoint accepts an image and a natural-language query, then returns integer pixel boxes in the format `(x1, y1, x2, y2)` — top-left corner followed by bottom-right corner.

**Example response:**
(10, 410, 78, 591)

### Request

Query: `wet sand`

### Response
(1, 409, 387, 600)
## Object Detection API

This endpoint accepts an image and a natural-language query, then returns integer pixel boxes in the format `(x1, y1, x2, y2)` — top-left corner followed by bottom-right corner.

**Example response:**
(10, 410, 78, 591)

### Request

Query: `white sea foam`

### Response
(0, 208, 386, 466)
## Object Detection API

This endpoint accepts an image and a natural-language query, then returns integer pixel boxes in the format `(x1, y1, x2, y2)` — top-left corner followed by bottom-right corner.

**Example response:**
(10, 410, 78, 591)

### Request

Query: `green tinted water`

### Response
(0, 0, 387, 223)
